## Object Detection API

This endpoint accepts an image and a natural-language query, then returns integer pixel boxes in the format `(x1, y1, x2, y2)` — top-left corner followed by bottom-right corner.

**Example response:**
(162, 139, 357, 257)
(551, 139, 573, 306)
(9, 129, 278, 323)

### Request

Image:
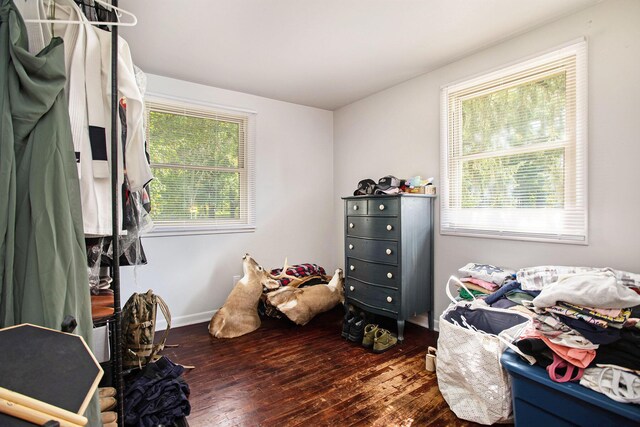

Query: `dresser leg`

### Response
(397, 319, 405, 342)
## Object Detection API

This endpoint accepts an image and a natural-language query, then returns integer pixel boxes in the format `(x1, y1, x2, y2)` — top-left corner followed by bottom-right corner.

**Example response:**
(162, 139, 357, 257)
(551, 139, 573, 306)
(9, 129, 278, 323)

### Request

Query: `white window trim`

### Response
(143, 94, 257, 237)
(440, 38, 588, 244)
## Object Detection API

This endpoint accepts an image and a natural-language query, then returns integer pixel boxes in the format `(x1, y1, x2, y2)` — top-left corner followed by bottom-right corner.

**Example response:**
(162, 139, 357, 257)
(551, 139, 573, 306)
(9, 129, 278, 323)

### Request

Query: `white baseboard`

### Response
(155, 309, 216, 332)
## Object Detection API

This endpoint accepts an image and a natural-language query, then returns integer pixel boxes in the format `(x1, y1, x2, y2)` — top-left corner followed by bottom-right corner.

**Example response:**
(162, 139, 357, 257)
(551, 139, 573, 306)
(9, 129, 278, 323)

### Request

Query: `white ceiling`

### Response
(120, 0, 602, 110)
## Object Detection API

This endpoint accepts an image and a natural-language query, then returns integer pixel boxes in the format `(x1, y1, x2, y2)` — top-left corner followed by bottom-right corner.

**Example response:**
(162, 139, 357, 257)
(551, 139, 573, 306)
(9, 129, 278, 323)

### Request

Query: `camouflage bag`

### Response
(122, 289, 171, 369)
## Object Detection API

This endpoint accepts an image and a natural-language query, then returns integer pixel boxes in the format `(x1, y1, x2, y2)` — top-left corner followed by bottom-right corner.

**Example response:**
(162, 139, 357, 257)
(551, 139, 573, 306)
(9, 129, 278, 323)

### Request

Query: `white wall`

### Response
(333, 0, 640, 328)
(121, 75, 336, 327)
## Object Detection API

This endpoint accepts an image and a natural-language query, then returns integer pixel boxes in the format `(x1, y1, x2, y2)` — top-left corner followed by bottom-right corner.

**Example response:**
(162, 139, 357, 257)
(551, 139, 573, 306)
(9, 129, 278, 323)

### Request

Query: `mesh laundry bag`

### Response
(436, 277, 534, 424)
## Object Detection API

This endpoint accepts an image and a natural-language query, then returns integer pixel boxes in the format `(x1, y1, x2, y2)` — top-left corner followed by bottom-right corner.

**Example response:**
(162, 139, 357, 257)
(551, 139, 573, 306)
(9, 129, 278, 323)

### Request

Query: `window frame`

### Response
(144, 95, 256, 237)
(440, 39, 588, 244)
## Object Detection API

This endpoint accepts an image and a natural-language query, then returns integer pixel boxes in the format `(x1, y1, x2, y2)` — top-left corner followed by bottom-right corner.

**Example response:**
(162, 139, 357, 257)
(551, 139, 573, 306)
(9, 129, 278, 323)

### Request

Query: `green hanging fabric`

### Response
(1, 3, 101, 424)
(0, 0, 17, 331)
(1, 3, 100, 424)
(0, 0, 92, 355)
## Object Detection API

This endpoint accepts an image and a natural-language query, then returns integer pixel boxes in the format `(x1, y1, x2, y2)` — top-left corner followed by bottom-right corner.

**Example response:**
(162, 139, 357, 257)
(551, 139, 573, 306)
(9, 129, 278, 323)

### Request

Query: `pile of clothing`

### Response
(124, 357, 191, 426)
(519, 267, 640, 404)
(456, 263, 540, 320)
(457, 264, 640, 405)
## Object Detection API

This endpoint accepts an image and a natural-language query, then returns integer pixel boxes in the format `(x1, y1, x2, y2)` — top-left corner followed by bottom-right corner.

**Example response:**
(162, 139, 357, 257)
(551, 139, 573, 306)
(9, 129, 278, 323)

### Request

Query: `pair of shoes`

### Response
(101, 411, 117, 424)
(425, 346, 437, 372)
(347, 315, 366, 342)
(98, 387, 116, 399)
(341, 311, 356, 338)
(362, 324, 378, 349)
(342, 309, 367, 342)
(99, 387, 117, 412)
(372, 328, 398, 353)
(99, 396, 116, 412)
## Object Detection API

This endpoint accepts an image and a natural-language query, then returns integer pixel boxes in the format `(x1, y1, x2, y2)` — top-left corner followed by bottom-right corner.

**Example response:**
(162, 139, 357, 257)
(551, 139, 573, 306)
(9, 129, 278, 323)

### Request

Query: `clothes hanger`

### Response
(22, 0, 137, 27)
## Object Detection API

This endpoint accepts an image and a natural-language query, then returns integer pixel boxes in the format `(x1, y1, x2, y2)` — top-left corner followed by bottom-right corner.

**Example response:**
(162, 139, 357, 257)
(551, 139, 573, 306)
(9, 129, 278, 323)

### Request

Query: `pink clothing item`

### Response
(521, 323, 596, 368)
(547, 353, 584, 383)
(456, 281, 491, 294)
(461, 277, 499, 291)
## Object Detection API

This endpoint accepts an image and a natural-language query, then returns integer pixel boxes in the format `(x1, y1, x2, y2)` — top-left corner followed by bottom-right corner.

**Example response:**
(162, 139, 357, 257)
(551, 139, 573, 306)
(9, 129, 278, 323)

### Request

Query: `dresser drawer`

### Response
(346, 216, 399, 240)
(346, 199, 367, 215)
(346, 278, 399, 315)
(346, 237, 398, 264)
(346, 258, 399, 288)
(368, 198, 399, 216)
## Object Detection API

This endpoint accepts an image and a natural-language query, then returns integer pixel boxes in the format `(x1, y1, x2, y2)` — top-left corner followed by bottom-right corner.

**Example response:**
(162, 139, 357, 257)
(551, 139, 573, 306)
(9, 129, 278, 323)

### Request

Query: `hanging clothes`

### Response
(26, 0, 152, 237)
(1, 2, 100, 424)
(1, 0, 93, 338)
(95, 25, 152, 192)
(77, 24, 152, 237)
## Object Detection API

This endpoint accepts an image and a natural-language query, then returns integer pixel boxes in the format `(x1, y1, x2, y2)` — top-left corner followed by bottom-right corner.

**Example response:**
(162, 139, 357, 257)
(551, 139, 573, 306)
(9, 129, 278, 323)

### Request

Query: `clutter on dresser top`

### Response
(353, 175, 436, 196)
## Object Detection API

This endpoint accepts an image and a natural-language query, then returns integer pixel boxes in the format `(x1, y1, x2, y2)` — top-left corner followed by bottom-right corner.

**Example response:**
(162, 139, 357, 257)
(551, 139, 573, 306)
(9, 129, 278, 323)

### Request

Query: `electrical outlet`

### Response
(232, 275, 241, 286)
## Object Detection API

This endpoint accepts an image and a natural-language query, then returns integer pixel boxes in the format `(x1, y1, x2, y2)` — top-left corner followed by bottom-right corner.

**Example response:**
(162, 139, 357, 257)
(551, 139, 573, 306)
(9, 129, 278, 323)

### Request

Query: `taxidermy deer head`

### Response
(208, 254, 279, 338)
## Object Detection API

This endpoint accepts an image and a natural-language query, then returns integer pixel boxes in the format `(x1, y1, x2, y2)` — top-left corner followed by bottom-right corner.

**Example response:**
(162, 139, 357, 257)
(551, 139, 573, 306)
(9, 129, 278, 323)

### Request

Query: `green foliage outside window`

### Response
(458, 72, 567, 208)
(148, 111, 244, 223)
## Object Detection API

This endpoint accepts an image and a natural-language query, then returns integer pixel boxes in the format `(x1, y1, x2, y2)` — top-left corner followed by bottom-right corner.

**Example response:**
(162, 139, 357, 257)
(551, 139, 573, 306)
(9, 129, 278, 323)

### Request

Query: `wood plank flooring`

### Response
(162, 307, 482, 427)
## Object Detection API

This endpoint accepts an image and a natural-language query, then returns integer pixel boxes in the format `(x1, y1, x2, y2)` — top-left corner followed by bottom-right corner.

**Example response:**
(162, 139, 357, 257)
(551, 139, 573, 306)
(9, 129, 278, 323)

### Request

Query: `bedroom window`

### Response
(145, 98, 256, 234)
(440, 40, 587, 243)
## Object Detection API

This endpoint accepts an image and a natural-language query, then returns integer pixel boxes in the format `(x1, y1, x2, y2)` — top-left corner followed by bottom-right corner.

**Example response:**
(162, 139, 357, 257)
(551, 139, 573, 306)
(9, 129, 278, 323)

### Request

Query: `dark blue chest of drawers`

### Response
(342, 194, 435, 341)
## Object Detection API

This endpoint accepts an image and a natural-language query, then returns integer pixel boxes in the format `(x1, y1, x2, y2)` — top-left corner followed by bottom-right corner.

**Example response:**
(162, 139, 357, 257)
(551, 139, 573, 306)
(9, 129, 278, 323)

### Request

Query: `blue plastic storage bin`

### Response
(500, 349, 640, 427)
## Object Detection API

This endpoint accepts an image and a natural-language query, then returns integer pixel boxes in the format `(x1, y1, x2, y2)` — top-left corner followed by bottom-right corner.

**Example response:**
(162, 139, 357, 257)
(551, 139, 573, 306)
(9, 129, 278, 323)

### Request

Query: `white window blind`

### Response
(145, 98, 256, 233)
(440, 40, 587, 243)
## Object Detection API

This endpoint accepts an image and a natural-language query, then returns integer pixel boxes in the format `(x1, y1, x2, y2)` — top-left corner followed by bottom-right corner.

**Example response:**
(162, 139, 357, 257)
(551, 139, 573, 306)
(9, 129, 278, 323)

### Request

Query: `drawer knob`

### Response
(387, 296, 393, 303)
(386, 249, 392, 255)
(387, 272, 393, 279)
(350, 286, 355, 292)
(348, 244, 354, 250)
(349, 223, 354, 228)
(353, 205, 359, 211)
(350, 265, 355, 271)
(386, 224, 393, 231)
(379, 204, 385, 211)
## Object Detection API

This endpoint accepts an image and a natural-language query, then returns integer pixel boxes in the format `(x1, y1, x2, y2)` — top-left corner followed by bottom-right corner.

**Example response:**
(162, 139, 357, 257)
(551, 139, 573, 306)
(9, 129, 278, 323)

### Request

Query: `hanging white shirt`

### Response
(94, 28, 152, 192)
(82, 26, 153, 236)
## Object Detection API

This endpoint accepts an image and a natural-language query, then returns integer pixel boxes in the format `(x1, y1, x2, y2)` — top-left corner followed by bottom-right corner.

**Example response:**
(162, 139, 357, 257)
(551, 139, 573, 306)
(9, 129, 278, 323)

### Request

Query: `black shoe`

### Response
(341, 312, 355, 338)
(347, 316, 365, 342)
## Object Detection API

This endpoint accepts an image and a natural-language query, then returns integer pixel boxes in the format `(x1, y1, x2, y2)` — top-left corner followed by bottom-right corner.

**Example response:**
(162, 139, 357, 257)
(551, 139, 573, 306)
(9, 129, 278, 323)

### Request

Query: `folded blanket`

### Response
(269, 263, 327, 286)
(518, 265, 640, 291)
(458, 263, 515, 286)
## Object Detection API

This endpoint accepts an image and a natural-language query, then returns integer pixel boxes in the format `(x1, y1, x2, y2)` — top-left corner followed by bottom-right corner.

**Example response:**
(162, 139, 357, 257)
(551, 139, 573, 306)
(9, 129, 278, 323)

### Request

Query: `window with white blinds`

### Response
(145, 98, 256, 233)
(440, 40, 587, 243)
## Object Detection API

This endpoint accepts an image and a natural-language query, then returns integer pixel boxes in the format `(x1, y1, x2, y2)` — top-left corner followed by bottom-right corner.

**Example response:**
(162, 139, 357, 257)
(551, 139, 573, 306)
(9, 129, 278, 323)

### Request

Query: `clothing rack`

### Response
(109, 1, 124, 424)
(81, 0, 124, 422)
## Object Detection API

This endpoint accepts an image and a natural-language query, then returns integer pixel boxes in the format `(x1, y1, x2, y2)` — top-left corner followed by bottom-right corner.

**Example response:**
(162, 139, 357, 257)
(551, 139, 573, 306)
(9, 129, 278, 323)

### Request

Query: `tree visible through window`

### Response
(441, 41, 587, 242)
(145, 100, 255, 231)
(460, 73, 566, 208)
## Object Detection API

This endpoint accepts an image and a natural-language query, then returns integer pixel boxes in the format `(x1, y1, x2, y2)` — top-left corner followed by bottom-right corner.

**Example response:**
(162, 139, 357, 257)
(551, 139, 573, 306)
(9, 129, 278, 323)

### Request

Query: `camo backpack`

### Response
(122, 289, 171, 369)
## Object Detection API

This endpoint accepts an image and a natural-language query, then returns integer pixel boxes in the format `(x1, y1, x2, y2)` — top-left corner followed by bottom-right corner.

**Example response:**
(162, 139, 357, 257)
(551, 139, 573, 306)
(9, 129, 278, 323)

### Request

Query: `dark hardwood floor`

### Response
(162, 307, 482, 427)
